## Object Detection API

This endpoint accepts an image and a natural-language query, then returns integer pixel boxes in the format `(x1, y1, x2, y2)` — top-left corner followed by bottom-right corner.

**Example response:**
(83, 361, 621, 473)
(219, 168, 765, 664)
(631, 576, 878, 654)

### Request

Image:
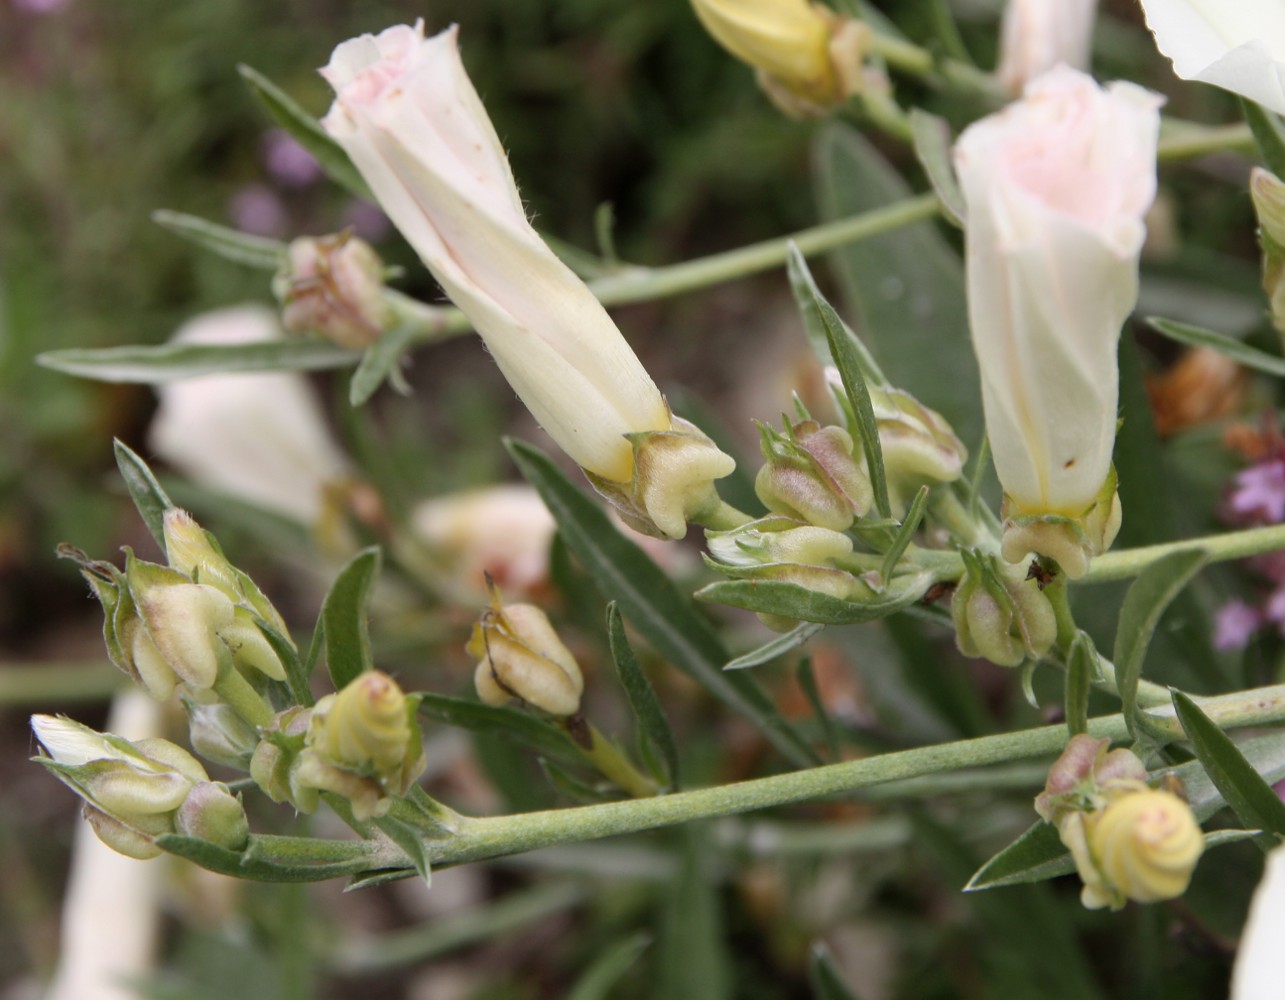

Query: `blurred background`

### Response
(1, 0, 1279, 997)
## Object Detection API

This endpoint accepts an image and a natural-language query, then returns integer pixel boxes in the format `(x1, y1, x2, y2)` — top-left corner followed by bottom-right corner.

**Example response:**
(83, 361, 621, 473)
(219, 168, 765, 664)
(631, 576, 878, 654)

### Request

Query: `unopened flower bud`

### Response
(755, 419, 871, 531)
(588, 416, 737, 540)
(468, 587, 583, 717)
(185, 700, 261, 770)
(274, 232, 393, 349)
(250, 708, 316, 812)
(868, 385, 967, 511)
(175, 782, 250, 851)
(1077, 789, 1204, 909)
(1252, 168, 1285, 336)
(82, 804, 163, 861)
(1035, 735, 1149, 824)
(1000, 468, 1122, 581)
(951, 553, 1056, 667)
(127, 555, 234, 692)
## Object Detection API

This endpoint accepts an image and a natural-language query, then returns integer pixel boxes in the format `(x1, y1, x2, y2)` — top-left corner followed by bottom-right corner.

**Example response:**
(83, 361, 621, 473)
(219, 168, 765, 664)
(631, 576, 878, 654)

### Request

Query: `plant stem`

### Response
(212, 663, 274, 728)
(1085, 524, 1285, 583)
(422, 683, 1285, 867)
(566, 720, 659, 799)
(693, 498, 755, 533)
(1157, 122, 1255, 161)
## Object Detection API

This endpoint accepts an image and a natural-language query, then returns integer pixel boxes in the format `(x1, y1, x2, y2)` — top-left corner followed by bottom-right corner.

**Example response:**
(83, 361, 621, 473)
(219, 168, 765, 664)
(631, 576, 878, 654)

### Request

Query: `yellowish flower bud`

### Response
(468, 589, 584, 717)
(951, 553, 1056, 667)
(185, 700, 261, 770)
(250, 707, 316, 812)
(754, 419, 871, 531)
(1000, 468, 1122, 581)
(868, 385, 968, 511)
(1079, 789, 1204, 909)
(274, 232, 393, 350)
(1035, 734, 1148, 825)
(175, 783, 250, 851)
(1251, 168, 1285, 337)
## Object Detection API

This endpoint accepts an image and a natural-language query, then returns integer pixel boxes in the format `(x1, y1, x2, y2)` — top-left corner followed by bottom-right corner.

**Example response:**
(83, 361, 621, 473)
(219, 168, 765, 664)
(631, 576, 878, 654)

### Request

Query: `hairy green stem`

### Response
(692, 498, 756, 533)
(421, 684, 1285, 867)
(569, 720, 659, 799)
(1085, 524, 1285, 583)
(212, 662, 274, 728)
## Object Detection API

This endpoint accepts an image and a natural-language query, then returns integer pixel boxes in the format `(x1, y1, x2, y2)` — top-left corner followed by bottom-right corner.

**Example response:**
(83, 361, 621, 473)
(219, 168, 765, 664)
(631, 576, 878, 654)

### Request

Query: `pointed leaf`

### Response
(237, 64, 371, 199)
(114, 439, 174, 550)
(38, 339, 358, 383)
(1150, 316, 1285, 378)
(1064, 631, 1095, 738)
(257, 618, 313, 708)
(372, 815, 431, 887)
(607, 603, 680, 789)
(349, 322, 422, 406)
(1113, 549, 1207, 737)
(1244, 98, 1285, 178)
(156, 833, 390, 882)
(416, 693, 581, 763)
(1173, 690, 1285, 850)
(696, 575, 931, 625)
(724, 622, 824, 671)
(880, 485, 929, 585)
(786, 248, 886, 381)
(320, 546, 381, 690)
(151, 209, 285, 270)
(506, 438, 818, 767)
(909, 110, 964, 227)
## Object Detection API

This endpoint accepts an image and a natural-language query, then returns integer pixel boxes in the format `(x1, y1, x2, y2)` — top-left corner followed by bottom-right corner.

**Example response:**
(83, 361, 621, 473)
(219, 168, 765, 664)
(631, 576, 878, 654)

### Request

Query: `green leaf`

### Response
(1173, 690, 1285, 850)
(1150, 316, 1285, 379)
(908, 110, 964, 228)
(114, 439, 174, 550)
(416, 692, 581, 763)
(567, 933, 652, 1000)
(1243, 98, 1285, 177)
(1112, 549, 1208, 737)
(1064, 631, 1095, 738)
(151, 209, 285, 270)
(786, 248, 886, 381)
(256, 618, 313, 708)
(156, 833, 388, 882)
(506, 438, 818, 768)
(793, 244, 890, 518)
(659, 826, 731, 1000)
(607, 603, 680, 790)
(797, 657, 840, 761)
(320, 546, 381, 690)
(38, 339, 359, 383)
(696, 575, 931, 625)
(724, 621, 824, 671)
(808, 941, 865, 1000)
(813, 123, 981, 448)
(349, 323, 421, 406)
(237, 64, 371, 199)
(372, 816, 431, 887)
(880, 485, 929, 585)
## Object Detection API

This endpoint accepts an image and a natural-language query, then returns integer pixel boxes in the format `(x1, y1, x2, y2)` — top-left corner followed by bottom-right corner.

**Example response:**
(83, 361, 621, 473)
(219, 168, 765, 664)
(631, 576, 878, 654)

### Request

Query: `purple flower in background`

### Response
(12, 0, 70, 14)
(262, 129, 322, 188)
(340, 199, 392, 243)
(228, 184, 287, 238)
(1226, 457, 1285, 524)
(1214, 600, 1263, 651)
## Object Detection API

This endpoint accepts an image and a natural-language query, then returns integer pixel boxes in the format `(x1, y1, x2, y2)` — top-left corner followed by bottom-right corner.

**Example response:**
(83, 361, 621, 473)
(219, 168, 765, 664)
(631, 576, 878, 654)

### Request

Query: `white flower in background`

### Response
(320, 23, 734, 537)
(411, 484, 555, 598)
(1137, 0, 1285, 115)
(954, 67, 1161, 576)
(995, 0, 1097, 95)
(1233, 845, 1285, 1000)
(148, 305, 352, 525)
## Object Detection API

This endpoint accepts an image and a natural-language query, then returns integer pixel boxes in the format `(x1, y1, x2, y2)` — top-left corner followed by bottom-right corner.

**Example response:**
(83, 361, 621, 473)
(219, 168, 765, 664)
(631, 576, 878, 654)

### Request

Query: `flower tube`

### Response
(320, 23, 733, 538)
(953, 66, 1161, 577)
(1137, 0, 1285, 115)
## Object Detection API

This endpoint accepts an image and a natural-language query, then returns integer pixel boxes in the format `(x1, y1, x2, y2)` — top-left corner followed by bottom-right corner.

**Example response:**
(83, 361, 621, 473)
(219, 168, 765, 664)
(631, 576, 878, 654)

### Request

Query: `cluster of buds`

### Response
(755, 418, 871, 530)
(79, 510, 290, 712)
(1037, 735, 1204, 910)
(468, 583, 584, 718)
(32, 715, 249, 860)
(951, 551, 1056, 668)
(251, 671, 426, 821)
(273, 231, 394, 350)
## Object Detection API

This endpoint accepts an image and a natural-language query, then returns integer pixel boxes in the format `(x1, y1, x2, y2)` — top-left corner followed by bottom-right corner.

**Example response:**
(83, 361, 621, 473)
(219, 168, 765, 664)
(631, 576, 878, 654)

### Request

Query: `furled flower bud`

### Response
(31, 715, 221, 859)
(951, 552, 1056, 667)
(174, 782, 251, 851)
(1251, 168, 1285, 337)
(868, 385, 968, 511)
(468, 587, 584, 717)
(954, 67, 1160, 578)
(1034, 734, 1149, 824)
(250, 707, 316, 812)
(294, 672, 427, 821)
(320, 23, 733, 537)
(994, 0, 1097, 95)
(1137, 0, 1285, 115)
(274, 231, 394, 349)
(755, 418, 871, 531)
(126, 556, 234, 693)
(185, 699, 261, 770)
(1077, 789, 1204, 909)
(689, 0, 871, 114)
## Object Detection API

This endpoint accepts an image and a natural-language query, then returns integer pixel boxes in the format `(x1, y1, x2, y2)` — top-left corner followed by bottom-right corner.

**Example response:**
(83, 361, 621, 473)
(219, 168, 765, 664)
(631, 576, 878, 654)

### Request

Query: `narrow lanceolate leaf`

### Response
(237, 64, 371, 199)
(566, 933, 652, 1000)
(38, 339, 359, 383)
(114, 439, 174, 550)
(156, 833, 392, 882)
(909, 109, 965, 228)
(1173, 691, 1285, 850)
(697, 576, 932, 626)
(349, 323, 422, 406)
(607, 604, 680, 789)
(880, 485, 930, 585)
(793, 245, 890, 518)
(1243, 98, 1285, 178)
(151, 209, 286, 270)
(1113, 548, 1207, 736)
(507, 439, 818, 768)
(1150, 317, 1285, 378)
(416, 693, 582, 763)
(1064, 631, 1096, 738)
(372, 815, 431, 887)
(320, 546, 381, 690)
(808, 941, 865, 1000)
(786, 248, 886, 382)
(724, 622, 824, 671)
(257, 618, 313, 707)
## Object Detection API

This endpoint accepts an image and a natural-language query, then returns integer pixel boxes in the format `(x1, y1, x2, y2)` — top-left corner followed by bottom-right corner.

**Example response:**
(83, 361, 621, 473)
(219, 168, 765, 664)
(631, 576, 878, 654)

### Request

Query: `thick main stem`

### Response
(423, 684, 1285, 868)
(1085, 524, 1285, 583)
